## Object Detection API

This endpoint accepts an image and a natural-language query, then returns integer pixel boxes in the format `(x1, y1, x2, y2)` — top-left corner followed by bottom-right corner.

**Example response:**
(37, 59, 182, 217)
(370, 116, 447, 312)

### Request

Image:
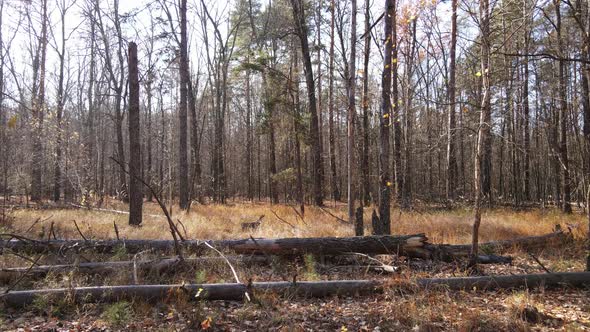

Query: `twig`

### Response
(200, 240, 251, 302)
(47, 222, 54, 242)
(270, 210, 296, 229)
(1, 254, 43, 295)
(110, 157, 184, 259)
(113, 220, 120, 241)
(347, 253, 398, 273)
(176, 219, 188, 241)
(528, 252, 552, 274)
(290, 205, 307, 226)
(319, 207, 349, 224)
(72, 220, 88, 241)
(132, 249, 153, 285)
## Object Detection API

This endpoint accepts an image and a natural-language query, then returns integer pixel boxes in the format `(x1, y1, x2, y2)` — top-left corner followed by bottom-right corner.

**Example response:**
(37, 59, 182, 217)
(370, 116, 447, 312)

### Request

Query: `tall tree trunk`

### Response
(53, 5, 67, 202)
(471, 0, 491, 266)
(178, 0, 189, 209)
(446, 0, 458, 201)
(289, 0, 323, 207)
(361, 0, 371, 206)
(376, 0, 394, 235)
(30, 0, 48, 202)
(328, 0, 340, 202)
(554, 0, 572, 213)
(391, 0, 402, 205)
(348, 0, 361, 235)
(128, 42, 142, 226)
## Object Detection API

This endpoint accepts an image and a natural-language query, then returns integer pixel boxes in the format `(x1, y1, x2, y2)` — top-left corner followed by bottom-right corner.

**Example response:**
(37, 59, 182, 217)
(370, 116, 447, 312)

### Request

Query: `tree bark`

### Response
(178, 0, 189, 210)
(446, 0, 458, 201)
(328, 0, 340, 202)
(127, 42, 142, 226)
(289, 0, 323, 207)
(376, 0, 394, 235)
(471, 0, 491, 265)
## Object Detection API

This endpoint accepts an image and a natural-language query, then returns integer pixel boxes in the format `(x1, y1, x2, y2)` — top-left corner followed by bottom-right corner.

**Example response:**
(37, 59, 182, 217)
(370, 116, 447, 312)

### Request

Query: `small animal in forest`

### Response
(241, 215, 264, 231)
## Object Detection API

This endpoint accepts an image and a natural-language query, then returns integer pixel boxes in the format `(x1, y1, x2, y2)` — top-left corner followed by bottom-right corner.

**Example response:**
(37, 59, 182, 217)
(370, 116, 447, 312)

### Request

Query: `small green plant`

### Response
(31, 294, 70, 317)
(102, 301, 132, 326)
(195, 270, 207, 284)
(303, 254, 320, 280)
(111, 245, 128, 261)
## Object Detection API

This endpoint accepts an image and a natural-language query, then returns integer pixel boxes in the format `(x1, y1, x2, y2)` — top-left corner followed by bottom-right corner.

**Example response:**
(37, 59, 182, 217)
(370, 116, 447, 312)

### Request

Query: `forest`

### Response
(1, 0, 590, 330)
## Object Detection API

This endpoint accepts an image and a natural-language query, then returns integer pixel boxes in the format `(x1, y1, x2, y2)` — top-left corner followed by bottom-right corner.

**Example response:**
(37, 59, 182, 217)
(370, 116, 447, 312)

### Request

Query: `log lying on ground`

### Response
(418, 271, 590, 290)
(3, 272, 589, 307)
(1, 230, 567, 261)
(0, 256, 272, 283)
(0, 234, 430, 257)
(425, 230, 570, 260)
(0, 280, 381, 307)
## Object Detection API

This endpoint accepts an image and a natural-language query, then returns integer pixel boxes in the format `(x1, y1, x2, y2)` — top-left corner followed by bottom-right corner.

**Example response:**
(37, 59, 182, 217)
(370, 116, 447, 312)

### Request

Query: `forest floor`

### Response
(1, 198, 589, 331)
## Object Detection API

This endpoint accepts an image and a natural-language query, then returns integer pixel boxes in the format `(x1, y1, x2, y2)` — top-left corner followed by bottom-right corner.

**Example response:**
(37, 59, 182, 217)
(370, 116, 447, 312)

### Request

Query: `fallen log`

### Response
(1, 230, 566, 262)
(0, 234, 430, 257)
(0, 280, 381, 307)
(0, 256, 272, 283)
(418, 271, 590, 290)
(3, 272, 589, 307)
(426, 230, 570, 260)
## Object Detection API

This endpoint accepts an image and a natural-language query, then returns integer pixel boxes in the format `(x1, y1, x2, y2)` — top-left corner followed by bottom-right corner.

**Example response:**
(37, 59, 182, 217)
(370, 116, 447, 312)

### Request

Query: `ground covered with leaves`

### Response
(1, 201, 589, 331)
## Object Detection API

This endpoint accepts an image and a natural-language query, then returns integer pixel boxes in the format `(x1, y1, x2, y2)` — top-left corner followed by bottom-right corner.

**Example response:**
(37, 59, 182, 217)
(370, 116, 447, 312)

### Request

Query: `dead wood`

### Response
(3, 271, 590, 307)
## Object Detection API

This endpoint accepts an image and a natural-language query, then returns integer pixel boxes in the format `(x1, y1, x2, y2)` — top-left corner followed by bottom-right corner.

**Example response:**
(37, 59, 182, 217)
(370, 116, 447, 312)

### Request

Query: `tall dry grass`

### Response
(4, 200, 587, 244)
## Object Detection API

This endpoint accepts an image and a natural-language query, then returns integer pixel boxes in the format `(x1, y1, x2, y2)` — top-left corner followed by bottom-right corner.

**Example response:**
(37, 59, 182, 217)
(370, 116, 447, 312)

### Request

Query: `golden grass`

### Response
(4, 200, 587, 245)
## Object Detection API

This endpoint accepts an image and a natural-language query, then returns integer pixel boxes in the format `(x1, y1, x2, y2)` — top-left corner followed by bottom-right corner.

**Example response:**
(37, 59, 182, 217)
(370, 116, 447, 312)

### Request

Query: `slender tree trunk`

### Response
(376, 0, 394, 235)
(178, 0, 189, 209)
(361, 0, 371, 206)
(128, 42, 142, 226)
(53, 7, 67, 202)
(554, 0, 572, 213)
(391, 0, 402, 205)
(446, 0, 458, 201)
(348, 0, 361, 235)
(31, 0, 48, 202)
(289, 0, 323, 207)
(328, 0, 340, 202)
(471, 0, 491, 266)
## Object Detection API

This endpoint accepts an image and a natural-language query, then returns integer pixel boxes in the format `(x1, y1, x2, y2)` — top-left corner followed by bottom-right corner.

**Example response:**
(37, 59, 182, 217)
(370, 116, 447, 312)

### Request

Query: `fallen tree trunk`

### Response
(3, 272, 589, 307)
(425, 230, 570, 260)
(0, 256, 271, 283)
(0, 280, 381, 307)
(0, 231, 567, 261)
(418, 271, 590, 290)
(0, 234, 430, 257)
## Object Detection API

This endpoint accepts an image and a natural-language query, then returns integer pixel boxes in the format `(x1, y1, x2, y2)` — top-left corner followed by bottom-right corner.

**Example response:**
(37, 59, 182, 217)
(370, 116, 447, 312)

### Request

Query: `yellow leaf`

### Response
(383, 113, 390, 118)
(341, 326, 348, 332)
(385, 64, 390, 69)
(195, 287, 204, 298)
(201, 317, 212, 330)
(392, 58, 397, 64)
(475, 71, 482, 77)
(386, 181, 392, 187)
(7, 115, 17, 129)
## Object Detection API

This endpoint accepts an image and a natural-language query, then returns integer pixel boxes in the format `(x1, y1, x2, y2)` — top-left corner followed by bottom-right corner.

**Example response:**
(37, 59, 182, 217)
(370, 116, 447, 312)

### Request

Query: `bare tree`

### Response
(128, 42, 142, 226)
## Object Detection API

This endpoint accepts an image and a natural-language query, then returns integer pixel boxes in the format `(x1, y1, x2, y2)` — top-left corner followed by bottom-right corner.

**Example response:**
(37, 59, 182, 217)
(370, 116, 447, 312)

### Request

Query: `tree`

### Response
(289, 0, 324, 207)
(375, 0, 394, 235)
(128, 42, 142, 226)
(30, 0, 48, 202)
(554, 0, 572, 214)
(471, 0, 492, 266)
(178, 0, 189, 209)
(446, 0, 458, 201)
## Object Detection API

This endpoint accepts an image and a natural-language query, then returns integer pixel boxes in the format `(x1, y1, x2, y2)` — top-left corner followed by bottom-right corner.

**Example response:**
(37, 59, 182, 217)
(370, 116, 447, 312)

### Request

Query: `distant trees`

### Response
(1, 0, 590, 228)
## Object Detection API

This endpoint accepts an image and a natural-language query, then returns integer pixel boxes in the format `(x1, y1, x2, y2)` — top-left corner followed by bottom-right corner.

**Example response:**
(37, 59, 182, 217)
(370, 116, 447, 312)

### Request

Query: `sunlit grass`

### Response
(6, 199, 586, 245)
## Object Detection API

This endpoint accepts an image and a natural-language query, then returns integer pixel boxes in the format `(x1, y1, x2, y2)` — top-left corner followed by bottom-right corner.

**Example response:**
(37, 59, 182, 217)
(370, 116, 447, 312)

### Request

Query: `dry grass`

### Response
(5, 200, 587, 244)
